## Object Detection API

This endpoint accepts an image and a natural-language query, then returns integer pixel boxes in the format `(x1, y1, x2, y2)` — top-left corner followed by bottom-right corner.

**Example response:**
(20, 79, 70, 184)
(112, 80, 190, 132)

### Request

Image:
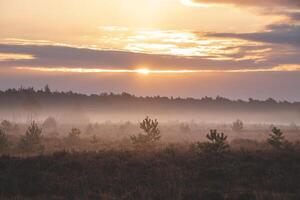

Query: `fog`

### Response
(0, 87, 299, 153)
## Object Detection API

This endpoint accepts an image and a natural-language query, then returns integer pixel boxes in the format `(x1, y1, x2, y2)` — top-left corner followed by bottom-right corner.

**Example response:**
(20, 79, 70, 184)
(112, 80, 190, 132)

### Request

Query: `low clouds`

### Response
(191, 0, 300, 21)
(205, 23, 300, 67)
(192, 0, 300, 9)
(0, 24, 299, 72)
(0, 43, 266, 70)
(289, 12, 300, 21)
(188, 0, 300, 66)
(0, 39, 299, 72)
(207, 24, 300, 47)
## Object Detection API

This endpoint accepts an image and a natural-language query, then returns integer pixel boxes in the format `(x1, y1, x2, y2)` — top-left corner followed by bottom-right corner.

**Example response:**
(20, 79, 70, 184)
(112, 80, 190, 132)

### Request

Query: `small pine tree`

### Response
(68, 128, 81, 139)
(131, 116, 161, 150)
(232, 119, 243, 133)
(0, 128, 9, 153)
(267, 127, 287, 150)
(65, 128, 81, 147)
(19, 121, 44, 153)
(1, 120, 19, 135)
(43, 117, 57, 129)
(196, 129, 229, 156)
(63, 128, 81, 150)
(44, 84, 51, 93)
(90, 135, 98, 144)
(1, 120, 12, 133)
(42, 117, 59, 136)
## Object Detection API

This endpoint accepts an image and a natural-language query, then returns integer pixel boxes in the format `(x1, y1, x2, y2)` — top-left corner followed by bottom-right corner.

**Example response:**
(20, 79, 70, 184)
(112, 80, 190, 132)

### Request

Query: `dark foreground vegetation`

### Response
(0, 117, 299, 200)
(0, 146, 300, 200)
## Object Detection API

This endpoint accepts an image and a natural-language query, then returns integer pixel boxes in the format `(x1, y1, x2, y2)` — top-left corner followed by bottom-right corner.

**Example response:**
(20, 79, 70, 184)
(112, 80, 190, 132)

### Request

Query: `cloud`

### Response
(190, 0, 300, 21)
(1, 33, 300, 72)
(0, 53, 34, 61)
(191, 0, 300, 9)
(207, 24, 300, 47)
(0, 43, 273, 71)
(288, 12, 300, 20)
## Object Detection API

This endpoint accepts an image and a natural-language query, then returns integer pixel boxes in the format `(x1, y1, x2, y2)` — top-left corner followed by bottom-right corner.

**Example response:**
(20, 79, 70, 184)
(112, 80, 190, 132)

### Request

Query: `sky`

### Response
(0, 0, 300, 100)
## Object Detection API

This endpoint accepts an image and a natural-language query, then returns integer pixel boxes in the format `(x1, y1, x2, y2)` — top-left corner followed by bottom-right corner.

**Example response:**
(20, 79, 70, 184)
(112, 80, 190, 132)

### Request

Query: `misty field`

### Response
(0, 117, 300, 200)
(0, 88, 300, 199)
(2, 0, 300, 198)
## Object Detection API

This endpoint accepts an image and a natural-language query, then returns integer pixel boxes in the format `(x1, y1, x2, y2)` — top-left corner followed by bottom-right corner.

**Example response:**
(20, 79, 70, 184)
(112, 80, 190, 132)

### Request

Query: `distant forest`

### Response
(0, 85, 299, 123)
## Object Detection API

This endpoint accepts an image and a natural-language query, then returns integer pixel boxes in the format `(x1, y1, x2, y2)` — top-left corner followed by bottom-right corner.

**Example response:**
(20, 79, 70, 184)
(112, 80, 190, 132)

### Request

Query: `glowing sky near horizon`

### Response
(1, 0, 300, 99)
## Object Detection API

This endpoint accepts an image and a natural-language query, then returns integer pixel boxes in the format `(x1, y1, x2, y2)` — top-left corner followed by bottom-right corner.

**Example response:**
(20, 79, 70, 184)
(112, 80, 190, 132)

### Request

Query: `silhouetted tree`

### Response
(131, 116, 161, 149)
(232, 119, 244, 133)
(42, 117, 58, 135)
(90, 135, 98, 144)
(19, 121, 44, 153)
(196, 129, 229, 156)
(43, 117, 57, 129)
(289, 122, 299, 132)
(68, 128, 81, 139)
(268, 127, 285, 150)
(267, 127, 293, 151)
(44, 84, 51, 93)
(65, 128, 81, 148)
(0, 128, 9, 153)
(1, 120, 19, 135)
(1, 120, 13, 133)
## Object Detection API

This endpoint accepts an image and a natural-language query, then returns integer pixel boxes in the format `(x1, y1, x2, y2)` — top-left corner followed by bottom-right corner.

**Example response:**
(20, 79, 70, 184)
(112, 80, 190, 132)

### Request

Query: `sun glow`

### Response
(16, 67, 200, 74)
(0, 53, 34, 61)
(136, 68, 150, 75)
(15, 65, 300, 74)
(180, 0, 213, 8)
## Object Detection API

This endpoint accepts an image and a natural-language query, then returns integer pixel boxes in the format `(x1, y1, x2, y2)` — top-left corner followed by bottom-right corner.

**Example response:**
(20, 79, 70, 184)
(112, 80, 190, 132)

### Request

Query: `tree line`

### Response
(0, 86, 299, 113)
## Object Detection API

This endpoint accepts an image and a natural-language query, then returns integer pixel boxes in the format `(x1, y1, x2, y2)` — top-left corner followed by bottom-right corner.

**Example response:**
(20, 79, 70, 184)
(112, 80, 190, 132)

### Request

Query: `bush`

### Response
(1, 120, 12, 132)
(68, 128, 81, 139)
(0, 120, 19, 134)
(0, 128, 9, 153)
(232, 119, 244, 133)
(267, 127, 293, 151)
(42, 117, 58, 134)
(131, 116, 161, 150)
(196, 130, 229, 156)
(19, 121, 44, 153)
(64, 128, 81, 148)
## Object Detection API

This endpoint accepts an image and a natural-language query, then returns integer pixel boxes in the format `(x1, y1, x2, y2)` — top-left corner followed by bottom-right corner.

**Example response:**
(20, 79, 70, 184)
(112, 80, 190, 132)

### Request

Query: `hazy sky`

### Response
(0, 0, 300, 100)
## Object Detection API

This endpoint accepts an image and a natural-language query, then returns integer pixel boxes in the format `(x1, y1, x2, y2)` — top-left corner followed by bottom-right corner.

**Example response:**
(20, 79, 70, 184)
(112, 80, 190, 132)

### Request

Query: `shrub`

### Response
(19, 121, 44, 153)
(68, 128, 81, 139)
(131, 116, 161, 150)
(1, 120, 12, 132)
(0, 128, 9, 153)
(267, 127, 293, 151)
(196, 130, 229, 156)
(65, 128, 81, 148)
(90, 135, 98, 144)
(42, 117, 57, 131)
(232, 119, 244, 133)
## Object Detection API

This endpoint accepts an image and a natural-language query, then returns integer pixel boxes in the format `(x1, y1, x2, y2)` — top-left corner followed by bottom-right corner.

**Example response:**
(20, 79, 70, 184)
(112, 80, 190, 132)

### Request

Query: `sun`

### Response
(180, 0, 212, 7)
(136, 68, 150, 75)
